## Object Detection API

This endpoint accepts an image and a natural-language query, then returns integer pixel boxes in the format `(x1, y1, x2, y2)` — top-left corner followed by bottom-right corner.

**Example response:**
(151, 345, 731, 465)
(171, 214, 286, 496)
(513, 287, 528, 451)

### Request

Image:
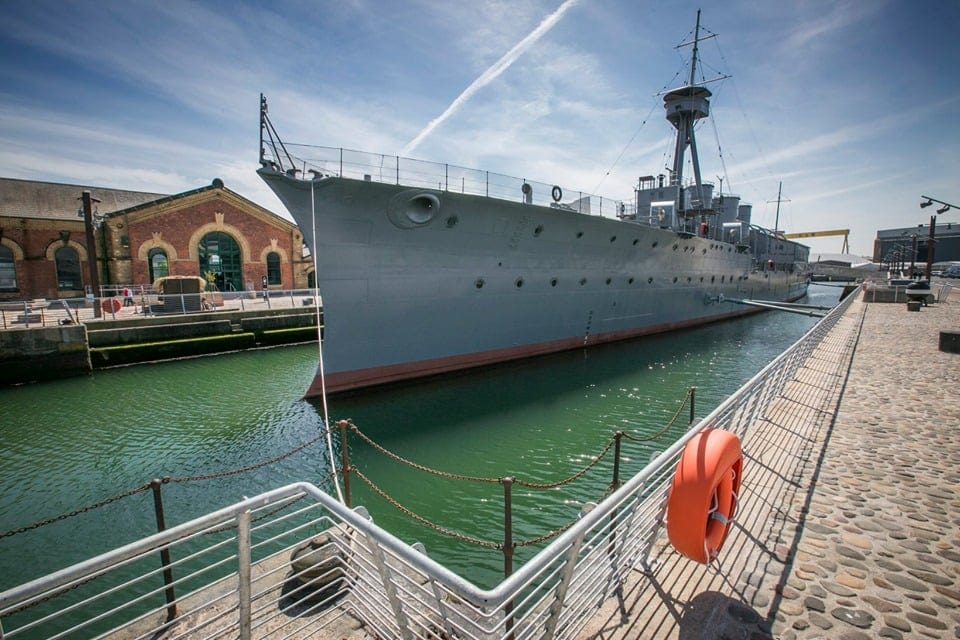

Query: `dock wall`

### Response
(0, 325, 91, 385)
(1, 307, 319, 387)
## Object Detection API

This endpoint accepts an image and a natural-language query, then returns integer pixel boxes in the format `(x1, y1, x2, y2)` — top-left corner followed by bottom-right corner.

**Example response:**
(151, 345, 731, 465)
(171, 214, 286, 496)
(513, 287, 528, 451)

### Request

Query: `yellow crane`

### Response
(782, 228, 849, 253)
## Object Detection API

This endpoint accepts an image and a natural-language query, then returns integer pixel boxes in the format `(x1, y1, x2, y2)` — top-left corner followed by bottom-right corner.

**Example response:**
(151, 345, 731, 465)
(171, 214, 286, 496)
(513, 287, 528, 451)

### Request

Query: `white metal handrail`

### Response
(0, 286, 862, 639)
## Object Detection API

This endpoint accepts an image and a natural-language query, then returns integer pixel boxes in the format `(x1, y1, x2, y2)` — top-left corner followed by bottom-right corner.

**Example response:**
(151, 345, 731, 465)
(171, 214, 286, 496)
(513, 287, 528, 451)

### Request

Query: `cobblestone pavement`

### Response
(581, 292, 960, 639)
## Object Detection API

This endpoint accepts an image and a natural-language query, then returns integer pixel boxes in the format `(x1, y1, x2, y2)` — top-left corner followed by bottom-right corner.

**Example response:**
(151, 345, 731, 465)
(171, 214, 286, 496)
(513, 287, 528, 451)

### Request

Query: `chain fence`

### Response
(3, 388, 695, 558)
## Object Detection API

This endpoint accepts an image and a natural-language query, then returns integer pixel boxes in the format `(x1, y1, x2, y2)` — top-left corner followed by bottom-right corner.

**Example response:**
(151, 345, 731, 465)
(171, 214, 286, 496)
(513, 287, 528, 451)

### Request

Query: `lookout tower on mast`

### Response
(663, 9, 712, 214)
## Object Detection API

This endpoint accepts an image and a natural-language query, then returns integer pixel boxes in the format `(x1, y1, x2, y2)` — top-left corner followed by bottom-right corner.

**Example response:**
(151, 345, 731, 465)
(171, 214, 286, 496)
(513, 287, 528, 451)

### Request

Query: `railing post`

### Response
(338, 420, 352, 507)
(542, 503, 592, 639)
(151, 478, 177, 622)
(502, 476, 514, 578)
(502, 476, 515, 638)
(689, 387, 696, 425)
(237, 509, 252, 640)
(612, 431, 623, 490)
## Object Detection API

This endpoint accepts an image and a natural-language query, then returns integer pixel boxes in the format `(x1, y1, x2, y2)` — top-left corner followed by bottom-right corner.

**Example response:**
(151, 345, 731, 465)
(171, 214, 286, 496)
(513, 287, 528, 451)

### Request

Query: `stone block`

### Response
(939, 330, 960, 354)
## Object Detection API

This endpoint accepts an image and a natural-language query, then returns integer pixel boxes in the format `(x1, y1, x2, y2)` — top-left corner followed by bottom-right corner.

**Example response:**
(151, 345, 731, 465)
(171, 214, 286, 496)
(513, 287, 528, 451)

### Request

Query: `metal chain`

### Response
(514, 519, 577, 548)
(0, 483, 153, 540)
(166, 433, 326, 483)
(346, 421, 501, 484)
(621, 387, 693, 443)
(513, 437, 617, 489)
(0, 430, 332, 539)
(351, 467, 501, 549)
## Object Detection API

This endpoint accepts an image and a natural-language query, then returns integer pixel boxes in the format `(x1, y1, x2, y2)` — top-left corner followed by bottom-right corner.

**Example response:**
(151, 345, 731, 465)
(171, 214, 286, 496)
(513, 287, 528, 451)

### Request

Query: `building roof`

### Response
(0, 177, 168, 221)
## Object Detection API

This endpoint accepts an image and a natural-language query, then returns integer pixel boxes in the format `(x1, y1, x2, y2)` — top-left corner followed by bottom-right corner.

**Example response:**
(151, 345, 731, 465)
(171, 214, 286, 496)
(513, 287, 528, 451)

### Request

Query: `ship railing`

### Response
(271, 142, 631, 220)
(0, 287, 862, 639)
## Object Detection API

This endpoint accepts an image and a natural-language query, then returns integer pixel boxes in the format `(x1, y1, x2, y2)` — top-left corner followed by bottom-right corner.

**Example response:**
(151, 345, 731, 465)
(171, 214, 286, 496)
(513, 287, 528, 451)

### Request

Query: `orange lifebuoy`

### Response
(101, 298, 122, 314)
(666, 428, 742, 564)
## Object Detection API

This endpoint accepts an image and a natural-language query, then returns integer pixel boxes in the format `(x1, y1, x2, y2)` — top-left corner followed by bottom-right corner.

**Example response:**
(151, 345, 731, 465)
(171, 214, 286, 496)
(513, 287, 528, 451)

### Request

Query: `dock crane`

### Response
(782, 228, 850, 254)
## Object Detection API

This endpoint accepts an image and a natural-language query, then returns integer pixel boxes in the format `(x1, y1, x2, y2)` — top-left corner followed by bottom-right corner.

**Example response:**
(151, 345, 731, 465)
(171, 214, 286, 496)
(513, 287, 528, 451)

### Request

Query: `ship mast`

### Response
(663, 10, 712, 215)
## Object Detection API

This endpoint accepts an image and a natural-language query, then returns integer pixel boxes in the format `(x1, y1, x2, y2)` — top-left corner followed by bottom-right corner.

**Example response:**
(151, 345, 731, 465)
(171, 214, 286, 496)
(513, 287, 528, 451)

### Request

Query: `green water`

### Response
(0, 285, 840, 591)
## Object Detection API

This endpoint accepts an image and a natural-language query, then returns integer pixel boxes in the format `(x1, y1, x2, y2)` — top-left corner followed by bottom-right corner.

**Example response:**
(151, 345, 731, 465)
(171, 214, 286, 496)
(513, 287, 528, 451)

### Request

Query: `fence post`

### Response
(502, 476, 515, 638)
(338, 420, 352, 507)
(612, 431, 623, 490)
(689, 387, 696, 424)
(151, 478, 178, 622)
(237, 509, 252, 640)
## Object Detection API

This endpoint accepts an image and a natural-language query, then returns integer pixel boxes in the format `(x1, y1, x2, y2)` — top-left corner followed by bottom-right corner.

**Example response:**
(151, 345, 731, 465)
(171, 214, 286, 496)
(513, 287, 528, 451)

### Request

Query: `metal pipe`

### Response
(237, 510, 252, 640)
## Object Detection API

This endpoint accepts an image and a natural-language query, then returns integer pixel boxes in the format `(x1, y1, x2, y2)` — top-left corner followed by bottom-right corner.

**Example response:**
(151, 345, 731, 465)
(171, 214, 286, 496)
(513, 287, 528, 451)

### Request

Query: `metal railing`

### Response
(0, 286, 862, 640)
(0, 289, 322, 330)
(267, 143, 633, 220)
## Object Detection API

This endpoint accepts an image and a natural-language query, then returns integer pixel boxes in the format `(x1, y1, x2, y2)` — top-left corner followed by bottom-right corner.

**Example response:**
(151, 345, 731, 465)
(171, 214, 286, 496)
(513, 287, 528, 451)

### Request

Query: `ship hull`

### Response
(259, 169, 808, 396)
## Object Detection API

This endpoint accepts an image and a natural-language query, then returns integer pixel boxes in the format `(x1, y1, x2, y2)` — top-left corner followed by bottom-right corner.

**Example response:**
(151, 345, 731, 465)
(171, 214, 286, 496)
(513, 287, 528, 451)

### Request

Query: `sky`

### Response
(1, 0, 958, 259)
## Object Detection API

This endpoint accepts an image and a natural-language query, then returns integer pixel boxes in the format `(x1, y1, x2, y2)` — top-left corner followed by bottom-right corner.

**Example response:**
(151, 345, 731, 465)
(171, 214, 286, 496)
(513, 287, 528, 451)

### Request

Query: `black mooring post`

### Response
(689, 387, 696, 425)
(151, 478, 177, 622)
(502, 476, 515, 638)
(612, 431, 623, 489)
(338, 420, 352, 507)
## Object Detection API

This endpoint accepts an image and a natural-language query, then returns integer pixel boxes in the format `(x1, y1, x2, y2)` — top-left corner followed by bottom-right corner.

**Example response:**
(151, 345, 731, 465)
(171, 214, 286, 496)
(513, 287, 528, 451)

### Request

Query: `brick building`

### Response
(0, 177, 311, 301)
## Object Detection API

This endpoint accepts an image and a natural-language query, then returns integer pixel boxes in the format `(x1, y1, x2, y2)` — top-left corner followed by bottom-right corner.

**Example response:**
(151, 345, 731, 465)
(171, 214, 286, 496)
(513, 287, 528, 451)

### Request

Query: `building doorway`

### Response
(198, 232, 243, 291)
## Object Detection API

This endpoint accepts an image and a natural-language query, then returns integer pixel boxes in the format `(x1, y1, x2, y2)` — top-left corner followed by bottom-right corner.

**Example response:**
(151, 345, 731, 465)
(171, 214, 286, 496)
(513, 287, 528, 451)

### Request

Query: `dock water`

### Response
(580, 292, 960, 639)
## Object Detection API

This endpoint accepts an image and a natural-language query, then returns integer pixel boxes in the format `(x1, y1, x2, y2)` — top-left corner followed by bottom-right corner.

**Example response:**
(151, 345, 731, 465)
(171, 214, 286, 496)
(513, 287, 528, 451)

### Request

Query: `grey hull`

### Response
(258, 169, 808, 396)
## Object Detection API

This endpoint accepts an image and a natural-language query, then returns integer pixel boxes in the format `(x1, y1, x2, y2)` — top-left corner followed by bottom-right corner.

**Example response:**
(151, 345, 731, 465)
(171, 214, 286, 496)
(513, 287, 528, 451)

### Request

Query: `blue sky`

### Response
(1, 0, 958, 258)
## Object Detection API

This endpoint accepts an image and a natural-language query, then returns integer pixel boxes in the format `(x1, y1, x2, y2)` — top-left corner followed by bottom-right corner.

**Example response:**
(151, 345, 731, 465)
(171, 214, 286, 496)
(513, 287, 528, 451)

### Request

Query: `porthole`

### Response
(628, 277, 635, 284)
(610, 236, 617, 243)
(647, 277, 654, 284)
(700, 276, 704, 282)
(721, 275, 725, 283)
(673, 243, 679, 251)
(687, 276, 692, 282)
(576, 231, 584, 238)
(534, 225, 544, 236)
(633, 238, 639, 246)
(475, 278, 485, 289)
(550, 278, 558, 287)
(515, 278, 524, 288)
(672, 276, 678, 283)
(605, 277, 612, 285)
(446, 215, 459, 228)
(652, 241, 659, 248)
(702, 248, 707, 254)
(711, 275, 715, 283)
(580, 277, 587, 286)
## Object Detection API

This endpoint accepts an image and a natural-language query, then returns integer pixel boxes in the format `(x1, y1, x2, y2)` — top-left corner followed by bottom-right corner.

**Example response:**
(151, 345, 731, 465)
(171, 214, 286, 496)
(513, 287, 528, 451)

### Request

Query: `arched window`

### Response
(0, 245, 16, 291)
(266, 252, 281, 285)
(148, 248, 169, 282)
(55, 247, 83, 291)
(198, 232, 242, 291)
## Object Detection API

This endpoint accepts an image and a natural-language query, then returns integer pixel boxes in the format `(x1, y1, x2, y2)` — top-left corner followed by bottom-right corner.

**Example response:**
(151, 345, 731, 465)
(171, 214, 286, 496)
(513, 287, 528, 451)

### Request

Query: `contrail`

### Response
(399, 0, 580, 157)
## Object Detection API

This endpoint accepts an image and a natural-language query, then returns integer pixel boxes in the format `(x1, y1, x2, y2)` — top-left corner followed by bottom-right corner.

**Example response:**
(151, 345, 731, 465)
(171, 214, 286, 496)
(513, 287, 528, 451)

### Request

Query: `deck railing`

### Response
(0, 286, 862, 640)
(267, 143, 635, 220)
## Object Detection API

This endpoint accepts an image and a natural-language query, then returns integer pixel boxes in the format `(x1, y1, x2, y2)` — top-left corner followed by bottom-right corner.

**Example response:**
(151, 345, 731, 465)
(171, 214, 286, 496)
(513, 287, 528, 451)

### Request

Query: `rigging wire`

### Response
(711, 37, 778, 196)
(591, 64, 685, 196)
(591, 99, 659, 196)
(312, 180, 344, 504)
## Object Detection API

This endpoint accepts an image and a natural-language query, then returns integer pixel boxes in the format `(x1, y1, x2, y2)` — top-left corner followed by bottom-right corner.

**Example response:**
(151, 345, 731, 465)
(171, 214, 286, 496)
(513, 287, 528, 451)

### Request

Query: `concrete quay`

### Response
(580, 292, 960, 639)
